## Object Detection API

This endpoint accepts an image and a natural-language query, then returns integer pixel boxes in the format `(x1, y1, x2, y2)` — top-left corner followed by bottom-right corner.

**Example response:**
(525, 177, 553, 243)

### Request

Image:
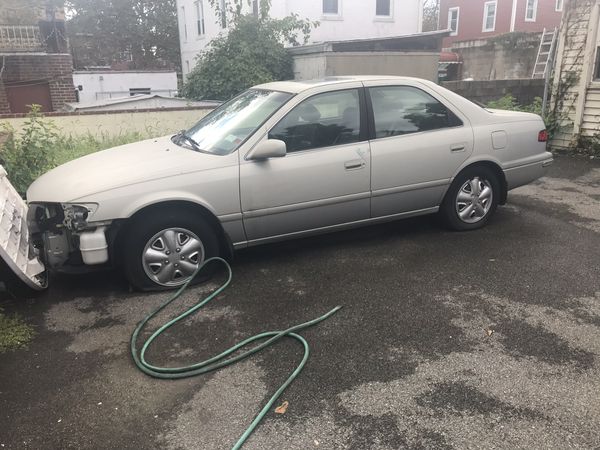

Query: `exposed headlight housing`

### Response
(61, 203, 98, 231)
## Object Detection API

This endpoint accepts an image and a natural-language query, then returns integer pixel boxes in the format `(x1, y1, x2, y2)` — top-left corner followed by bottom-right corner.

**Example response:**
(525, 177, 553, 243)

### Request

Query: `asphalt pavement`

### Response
(1, 155, 599, 449)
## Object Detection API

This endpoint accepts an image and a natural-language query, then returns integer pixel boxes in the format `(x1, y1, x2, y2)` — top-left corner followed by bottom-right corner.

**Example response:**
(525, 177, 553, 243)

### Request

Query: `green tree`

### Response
(182, 0, 316, 101)
(66, 0, 180, 70)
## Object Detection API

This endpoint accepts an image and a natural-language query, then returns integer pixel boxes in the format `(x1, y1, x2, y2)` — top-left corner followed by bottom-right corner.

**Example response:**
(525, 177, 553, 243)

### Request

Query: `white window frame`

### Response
(181, 6, 188, 42)
(555, 0, 563, 12)
(375, 0, 393, 19)
(525, 0, 538, 22)
(482, 1, 497, 32)
(448, 7, 459, 36)
(195, 0, 205, 37)
(322, 0, 342, 19)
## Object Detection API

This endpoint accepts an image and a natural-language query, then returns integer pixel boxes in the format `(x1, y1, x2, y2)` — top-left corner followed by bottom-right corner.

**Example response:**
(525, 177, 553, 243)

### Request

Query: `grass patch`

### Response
(0, 308, 35, 352)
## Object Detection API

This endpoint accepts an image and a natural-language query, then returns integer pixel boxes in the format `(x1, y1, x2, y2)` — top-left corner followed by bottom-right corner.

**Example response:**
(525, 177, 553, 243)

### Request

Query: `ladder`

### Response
(532, 28, 558, 79)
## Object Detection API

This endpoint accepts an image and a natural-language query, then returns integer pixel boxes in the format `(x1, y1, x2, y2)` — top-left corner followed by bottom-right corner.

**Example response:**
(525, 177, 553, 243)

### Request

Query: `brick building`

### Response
(0, 0, 76, 114)
(439, 0, 564, 48)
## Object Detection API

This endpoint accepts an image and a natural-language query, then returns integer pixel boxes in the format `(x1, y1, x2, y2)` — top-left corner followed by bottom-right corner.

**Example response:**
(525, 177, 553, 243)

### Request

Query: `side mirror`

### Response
(246, 139, 287, 160)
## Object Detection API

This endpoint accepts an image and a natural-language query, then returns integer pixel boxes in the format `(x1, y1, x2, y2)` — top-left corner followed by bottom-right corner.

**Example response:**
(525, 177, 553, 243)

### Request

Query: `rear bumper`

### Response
(504, 154, 553, 191)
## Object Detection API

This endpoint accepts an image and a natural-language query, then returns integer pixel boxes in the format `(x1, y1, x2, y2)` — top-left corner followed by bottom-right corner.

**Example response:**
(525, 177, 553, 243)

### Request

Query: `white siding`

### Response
(551, 0, 600, 150)
(177, 0, 423, 79)
(73, 71, 178, 103)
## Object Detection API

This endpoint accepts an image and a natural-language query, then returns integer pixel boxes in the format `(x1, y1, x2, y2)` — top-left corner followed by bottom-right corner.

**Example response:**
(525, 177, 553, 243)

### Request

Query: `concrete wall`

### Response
(442, 78, 545, 105)
(0, 107, 213, 139)
(450, 33, 541, 80)
(293, 52, 440, 82)
(176, 0, 423, 79)
(73, 71, 178, 103)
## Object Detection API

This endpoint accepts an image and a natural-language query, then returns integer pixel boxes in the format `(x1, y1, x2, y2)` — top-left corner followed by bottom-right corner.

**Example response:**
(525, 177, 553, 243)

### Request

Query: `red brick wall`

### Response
(0, 54, 75, 113)
(0, 80, 10, 115)
(440, 0, 563, 47)
(513, 0, 563, 32)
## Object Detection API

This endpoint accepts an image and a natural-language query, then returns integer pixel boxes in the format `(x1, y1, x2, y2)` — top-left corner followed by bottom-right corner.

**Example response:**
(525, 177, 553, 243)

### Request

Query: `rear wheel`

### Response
(440, 166, 500, 231)
(122, 209, 220, 291)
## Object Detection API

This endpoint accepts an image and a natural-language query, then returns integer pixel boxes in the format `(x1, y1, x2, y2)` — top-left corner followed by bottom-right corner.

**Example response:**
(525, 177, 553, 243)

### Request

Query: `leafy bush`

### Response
(0, 106, 147, 195)
(485, 94, 560, 139)
(0, 307, 35, 353)
(182, 5, 316, 101)
(0, 105, 59, 195)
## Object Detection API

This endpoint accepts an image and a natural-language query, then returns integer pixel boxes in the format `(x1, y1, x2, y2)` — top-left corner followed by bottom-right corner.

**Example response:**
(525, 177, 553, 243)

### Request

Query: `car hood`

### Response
(27, 135, 230, 203)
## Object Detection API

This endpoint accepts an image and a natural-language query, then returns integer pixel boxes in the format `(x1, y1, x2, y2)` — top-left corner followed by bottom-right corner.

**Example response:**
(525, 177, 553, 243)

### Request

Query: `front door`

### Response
(240, 88, 371, 242)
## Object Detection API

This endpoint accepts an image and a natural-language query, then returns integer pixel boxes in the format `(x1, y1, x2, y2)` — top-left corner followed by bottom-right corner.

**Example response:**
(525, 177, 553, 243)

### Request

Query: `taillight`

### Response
(538, 130, 548, 142)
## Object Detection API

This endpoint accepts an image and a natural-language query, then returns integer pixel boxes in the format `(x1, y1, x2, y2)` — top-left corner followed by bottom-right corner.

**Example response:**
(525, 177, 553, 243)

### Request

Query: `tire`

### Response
(440, 166, 500, 231)
(122, 209, 220, 291)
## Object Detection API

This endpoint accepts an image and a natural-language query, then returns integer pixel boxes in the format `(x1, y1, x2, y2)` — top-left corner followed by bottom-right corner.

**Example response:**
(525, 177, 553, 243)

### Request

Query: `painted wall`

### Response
(439, 0, 563, 47)
(177, 0, 424, 79)
(319, 52, 439, 81)
(72, 71, 179, 103)
(0, 108, 212, 139)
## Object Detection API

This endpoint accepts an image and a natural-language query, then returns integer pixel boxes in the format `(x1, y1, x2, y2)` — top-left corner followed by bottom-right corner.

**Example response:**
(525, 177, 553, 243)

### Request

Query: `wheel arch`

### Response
(447, 160, 508, 205)
(110, 200, 234, 267)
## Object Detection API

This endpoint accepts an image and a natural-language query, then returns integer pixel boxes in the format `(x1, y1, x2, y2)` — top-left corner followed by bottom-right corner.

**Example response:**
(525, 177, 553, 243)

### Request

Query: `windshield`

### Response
(176, 89, 293, 155)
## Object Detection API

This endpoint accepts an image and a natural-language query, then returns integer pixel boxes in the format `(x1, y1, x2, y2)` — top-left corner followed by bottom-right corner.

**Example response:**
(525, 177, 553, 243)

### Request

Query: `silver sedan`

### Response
(18, 76, 552, 291)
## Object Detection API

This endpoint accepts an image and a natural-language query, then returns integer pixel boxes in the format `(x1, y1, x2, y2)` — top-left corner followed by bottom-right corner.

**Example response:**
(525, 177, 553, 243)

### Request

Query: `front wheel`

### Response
(122, 210, 220, 291)
(440, 166, 500, 231)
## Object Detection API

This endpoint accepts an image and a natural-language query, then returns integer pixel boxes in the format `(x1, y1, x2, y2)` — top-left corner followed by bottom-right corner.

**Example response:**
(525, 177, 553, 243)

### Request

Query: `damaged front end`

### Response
(27, 202, 111, 273)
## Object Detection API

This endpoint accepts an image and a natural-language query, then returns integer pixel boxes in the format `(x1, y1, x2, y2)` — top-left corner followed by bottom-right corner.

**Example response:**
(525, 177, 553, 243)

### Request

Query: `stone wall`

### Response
(442, 79, 545, 106)
(450, 33, 542, 81)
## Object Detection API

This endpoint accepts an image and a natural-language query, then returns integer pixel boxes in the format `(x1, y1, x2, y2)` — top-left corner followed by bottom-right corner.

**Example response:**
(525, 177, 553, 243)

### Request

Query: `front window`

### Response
(369, 86, 462, 138)
(220, 0, 227, 28)
(178, 89, 293, 155)
(483, 1, 497, 32)
(448, 7, 459, 36)
(526, 0, 538, 21)
(376, 0, 391, 17)
(195, 0, 205, 36)
(269, 89, 361, 152)
(323, 0, 339, 15)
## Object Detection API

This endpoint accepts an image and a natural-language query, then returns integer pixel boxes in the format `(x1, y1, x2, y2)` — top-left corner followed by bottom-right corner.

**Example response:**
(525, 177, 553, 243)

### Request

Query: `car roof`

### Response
(254, 76, 427, 94)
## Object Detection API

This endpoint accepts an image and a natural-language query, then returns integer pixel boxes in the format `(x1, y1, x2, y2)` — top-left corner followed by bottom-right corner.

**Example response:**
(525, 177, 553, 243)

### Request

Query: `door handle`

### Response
(450, 144, 466, 152)
(344, 160, 365, 170)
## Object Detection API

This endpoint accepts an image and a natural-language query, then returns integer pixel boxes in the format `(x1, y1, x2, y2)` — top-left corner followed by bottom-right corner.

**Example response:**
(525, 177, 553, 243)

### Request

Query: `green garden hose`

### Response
(130, 257, 342, 450)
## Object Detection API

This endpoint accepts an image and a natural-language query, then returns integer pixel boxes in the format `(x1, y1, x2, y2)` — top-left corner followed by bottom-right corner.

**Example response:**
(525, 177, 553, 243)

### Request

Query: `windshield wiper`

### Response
(174, 130, 202, 152)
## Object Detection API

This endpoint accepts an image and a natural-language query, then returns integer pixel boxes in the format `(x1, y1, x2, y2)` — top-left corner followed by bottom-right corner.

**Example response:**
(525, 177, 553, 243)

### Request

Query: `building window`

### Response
(186, 60, 190, 73)
(252, 0, 259, 17)
(526, 0, 538, 21)
(323, 0, 339, 15)
(376, 0, 391, 17)
(555, 0, 563, 12)
(195, 1, 205, 36)
(130, 88, 151, 96)
(181, 6, 188, 42)
(448, 7, 459, 36)
(220, 0, 227, 28)
(483, 1, 497, 32)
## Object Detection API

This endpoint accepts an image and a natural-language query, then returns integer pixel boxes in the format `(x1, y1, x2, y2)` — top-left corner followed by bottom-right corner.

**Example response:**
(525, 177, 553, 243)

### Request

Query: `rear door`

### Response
(364, 81, 474, 217)
(239, 86, 371, 241)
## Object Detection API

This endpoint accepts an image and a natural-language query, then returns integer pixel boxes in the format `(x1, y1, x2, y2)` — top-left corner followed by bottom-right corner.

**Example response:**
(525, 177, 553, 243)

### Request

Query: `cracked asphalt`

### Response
(1, 155, 600, 449)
